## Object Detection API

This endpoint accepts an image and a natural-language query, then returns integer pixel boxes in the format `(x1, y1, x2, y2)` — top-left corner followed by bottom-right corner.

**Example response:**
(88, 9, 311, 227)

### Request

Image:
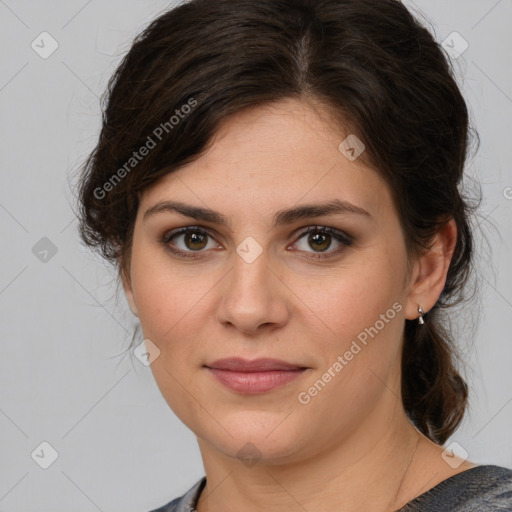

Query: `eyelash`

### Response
(160, 225, 354, 260)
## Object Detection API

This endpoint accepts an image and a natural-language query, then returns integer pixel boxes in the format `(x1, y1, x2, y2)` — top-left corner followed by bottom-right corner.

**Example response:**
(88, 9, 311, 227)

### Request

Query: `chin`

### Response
(197, 415, 312, 465)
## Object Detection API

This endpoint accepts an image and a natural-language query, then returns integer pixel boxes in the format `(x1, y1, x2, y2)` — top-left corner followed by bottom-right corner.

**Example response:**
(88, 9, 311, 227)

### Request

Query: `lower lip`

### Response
(206, 368, 307, 394)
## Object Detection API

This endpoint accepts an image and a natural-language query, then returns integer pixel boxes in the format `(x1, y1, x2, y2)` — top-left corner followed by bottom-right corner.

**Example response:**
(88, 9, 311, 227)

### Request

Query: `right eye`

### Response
(160, 227, 221, 259)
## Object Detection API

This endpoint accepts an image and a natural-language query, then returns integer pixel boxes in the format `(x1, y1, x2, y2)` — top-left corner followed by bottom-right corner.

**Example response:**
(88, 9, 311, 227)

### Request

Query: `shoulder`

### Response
(146, 476, 207, 512)
(399, 465, 512, 511)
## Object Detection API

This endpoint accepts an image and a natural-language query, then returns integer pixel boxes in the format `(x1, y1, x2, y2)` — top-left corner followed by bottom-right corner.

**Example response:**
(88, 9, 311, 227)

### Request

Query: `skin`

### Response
(122, 97, 475, 512)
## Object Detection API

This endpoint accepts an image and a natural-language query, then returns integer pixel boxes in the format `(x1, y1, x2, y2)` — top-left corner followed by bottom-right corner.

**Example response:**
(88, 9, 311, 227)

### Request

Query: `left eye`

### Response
(292, 226, 353, 257)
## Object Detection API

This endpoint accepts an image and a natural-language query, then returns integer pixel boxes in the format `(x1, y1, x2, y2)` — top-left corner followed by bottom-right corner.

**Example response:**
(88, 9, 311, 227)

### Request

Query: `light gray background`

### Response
(0, 1, 511, 511)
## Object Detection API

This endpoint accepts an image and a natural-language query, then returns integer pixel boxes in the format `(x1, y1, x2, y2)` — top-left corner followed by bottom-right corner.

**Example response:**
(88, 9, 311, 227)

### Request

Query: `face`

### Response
(123, 97, 419, 465)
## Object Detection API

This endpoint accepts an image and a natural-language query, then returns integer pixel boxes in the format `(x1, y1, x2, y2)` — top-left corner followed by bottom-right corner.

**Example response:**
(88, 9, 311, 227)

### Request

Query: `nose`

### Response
(216, 248, 291, 335)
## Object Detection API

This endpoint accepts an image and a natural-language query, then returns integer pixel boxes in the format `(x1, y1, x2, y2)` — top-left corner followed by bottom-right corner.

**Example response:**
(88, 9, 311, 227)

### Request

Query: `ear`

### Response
(120, 266, 139, 318)
(404, 218, 457, 321)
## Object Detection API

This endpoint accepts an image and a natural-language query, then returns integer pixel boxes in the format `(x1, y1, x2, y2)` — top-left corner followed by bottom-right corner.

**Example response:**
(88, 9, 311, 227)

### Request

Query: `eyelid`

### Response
(292, 225, 353, 245)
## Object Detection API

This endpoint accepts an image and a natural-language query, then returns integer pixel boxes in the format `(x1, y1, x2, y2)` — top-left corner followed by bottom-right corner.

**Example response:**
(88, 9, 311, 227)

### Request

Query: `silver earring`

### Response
(418, 305, 425, 325)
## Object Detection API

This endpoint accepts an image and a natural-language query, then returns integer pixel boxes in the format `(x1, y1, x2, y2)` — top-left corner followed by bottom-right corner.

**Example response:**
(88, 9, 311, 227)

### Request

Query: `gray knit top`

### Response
(148, 465, 512, 511)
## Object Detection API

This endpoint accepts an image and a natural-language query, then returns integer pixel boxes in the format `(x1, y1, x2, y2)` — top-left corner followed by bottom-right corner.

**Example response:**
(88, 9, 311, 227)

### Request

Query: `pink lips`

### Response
(204, 357, 309, 394)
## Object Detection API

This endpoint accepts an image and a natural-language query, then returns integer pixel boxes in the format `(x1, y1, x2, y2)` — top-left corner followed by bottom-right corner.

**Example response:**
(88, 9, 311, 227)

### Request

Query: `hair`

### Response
(76, 0, 481, 444)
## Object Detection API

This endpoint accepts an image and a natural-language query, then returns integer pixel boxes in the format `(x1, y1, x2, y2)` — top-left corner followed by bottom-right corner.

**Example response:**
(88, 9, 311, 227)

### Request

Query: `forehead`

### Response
(138, 98, 393, 224)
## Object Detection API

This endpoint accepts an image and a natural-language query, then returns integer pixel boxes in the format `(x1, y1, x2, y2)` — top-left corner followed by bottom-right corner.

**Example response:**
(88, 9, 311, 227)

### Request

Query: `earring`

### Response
(418, 305, 425, 325)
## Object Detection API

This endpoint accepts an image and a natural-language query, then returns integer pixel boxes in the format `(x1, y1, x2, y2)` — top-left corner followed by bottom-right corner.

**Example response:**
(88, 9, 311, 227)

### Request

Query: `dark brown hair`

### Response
(76, 0, 481, 444)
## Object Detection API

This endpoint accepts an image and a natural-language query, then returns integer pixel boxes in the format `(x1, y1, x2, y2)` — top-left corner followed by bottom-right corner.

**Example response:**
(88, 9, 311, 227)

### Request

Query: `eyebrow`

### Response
(143, 199, 372, 227)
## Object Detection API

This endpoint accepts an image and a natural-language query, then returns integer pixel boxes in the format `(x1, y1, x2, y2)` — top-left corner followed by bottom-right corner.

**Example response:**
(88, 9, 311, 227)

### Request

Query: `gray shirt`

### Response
(148, 465, 512, 511)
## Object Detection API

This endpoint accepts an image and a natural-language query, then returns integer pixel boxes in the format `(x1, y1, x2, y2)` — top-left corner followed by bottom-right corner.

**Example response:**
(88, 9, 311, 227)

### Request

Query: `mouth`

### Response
(204, 357, 310, 394)
(205, 357, 309, 372)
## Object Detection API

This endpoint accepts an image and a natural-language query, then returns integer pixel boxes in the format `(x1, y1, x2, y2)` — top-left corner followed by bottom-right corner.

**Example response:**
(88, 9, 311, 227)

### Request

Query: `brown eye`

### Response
(292, 226, 354, 258)
(182, 231, 208, 251)
(161, 227, 219, 259)
(307, 231, 331, 252)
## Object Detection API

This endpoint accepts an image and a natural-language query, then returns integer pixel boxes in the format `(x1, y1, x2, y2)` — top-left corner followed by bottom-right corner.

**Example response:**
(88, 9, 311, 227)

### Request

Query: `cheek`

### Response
(131, 261, 209, 424)
(129, 241, 202, 338)
(128, 250, 211, 412)
(308, 254, 404, 343)
(297, 250, 406, 397)
(134, 271, 207, 359)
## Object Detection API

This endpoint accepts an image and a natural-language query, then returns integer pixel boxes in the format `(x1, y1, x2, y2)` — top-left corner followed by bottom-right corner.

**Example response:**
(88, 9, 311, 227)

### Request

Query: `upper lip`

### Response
(205, 357, 308, 372)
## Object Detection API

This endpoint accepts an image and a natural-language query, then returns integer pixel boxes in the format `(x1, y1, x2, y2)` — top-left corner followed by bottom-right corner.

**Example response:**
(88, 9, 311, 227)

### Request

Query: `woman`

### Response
(77, 0, 512, 510)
